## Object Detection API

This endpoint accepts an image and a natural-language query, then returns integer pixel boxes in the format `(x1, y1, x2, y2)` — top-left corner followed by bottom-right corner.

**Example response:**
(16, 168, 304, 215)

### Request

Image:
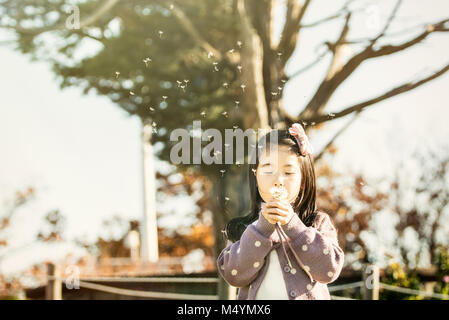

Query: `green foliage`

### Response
(434, 245, 449, 298)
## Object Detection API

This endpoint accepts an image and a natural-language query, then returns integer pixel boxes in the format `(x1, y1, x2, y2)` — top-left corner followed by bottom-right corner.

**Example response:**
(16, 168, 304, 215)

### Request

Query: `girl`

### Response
(217, 123, 344, 300)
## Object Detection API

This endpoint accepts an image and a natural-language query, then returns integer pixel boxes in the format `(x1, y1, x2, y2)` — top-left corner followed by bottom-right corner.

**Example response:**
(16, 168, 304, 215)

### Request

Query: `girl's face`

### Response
(256, 144, 302, 204)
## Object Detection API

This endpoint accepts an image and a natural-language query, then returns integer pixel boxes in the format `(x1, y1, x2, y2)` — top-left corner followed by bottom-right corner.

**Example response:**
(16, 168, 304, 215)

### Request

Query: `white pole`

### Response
(140, 118, 159, 263)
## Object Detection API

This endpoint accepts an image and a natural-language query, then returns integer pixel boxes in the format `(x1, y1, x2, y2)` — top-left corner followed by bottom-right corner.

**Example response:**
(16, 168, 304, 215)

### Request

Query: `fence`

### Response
(39, 263, 449, 300)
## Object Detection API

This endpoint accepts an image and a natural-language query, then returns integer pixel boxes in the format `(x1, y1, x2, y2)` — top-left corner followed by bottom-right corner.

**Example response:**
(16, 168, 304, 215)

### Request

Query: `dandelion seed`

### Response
(237, 40, 242, 48)
(162, 96, 168, 100)
(115, 71, 120, 78)
(281, 79, 286, 83)
(278, 86, 282, 91)
(225, 196, 230, 201)
(222, 111, 228, 117)
(228, 48, 235, 53)
(223, 82, 229, 88)
(311, 122, 315, 125)
(236, 161, 241, 167)
(235, 101, 240, 108)
(180, 85, 186, 91)
(251, 168, 257, 175)
(201, 111, 206, 117)
(220, 169, 226, 176)
(158, 30, 164, 38)
(240, 84, 246, 92)
(277, 52, 282, 60)
(224, 143, 230, 148)
(169, 4, 174, 10)
(233, 125, 239, 129)
(208, 51, 214, 59)
(152, 127, 158, 134)
(271, 92, 278, 96)
(149, 106, 155, 112)
(183, 79, 189, 84)
(237, 65, 242, 72)
(130, 91, 135, 96)
(328, 113, 335, 118)
(143, 57, 152, 67)
(152, 121, 157, 127)
(176, 80, 182, 86)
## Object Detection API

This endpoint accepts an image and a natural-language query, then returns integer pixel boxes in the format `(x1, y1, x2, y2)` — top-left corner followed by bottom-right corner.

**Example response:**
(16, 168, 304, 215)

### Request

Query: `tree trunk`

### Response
(237, 0, 269, 130)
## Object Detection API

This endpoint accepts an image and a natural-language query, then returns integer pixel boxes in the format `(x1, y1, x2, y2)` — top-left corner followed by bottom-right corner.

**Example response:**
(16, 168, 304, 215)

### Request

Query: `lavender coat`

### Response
(217, 210, 345, 300)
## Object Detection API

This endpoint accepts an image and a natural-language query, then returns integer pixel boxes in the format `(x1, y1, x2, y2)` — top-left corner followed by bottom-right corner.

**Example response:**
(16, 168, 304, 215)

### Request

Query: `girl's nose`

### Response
(274, 174, 285, 187)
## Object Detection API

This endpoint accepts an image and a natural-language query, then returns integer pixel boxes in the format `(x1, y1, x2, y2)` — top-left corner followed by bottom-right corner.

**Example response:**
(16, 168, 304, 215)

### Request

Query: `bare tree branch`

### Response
(369, 0, 403, 46)
(299, 0, 355, 28)
(304, 61, 449, 125)
(277, 0, 312, 67)
(298, 16, 449, 120)
(313, 110, 362, 163)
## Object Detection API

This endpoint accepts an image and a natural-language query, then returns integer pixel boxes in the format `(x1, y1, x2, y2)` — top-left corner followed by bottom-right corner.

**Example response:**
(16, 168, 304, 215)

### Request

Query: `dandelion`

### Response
(270, 186, 288, 200)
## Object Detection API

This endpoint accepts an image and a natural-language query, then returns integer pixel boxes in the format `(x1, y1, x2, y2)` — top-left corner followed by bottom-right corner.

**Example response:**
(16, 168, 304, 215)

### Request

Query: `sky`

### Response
(1, 0, 449, 276)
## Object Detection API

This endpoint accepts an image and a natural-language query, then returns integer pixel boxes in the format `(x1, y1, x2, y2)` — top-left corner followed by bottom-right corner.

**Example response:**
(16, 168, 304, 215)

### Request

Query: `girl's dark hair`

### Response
(224, 129, 317, 243)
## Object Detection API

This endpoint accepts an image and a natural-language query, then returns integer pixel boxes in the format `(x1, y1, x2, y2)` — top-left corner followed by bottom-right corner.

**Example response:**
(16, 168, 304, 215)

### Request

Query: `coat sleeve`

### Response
(216, 216, 276, 288)
(281, 211, 345, 284)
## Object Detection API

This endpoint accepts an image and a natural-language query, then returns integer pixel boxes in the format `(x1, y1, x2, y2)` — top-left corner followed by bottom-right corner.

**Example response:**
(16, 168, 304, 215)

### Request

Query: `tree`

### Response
(2, 0, 448, 297)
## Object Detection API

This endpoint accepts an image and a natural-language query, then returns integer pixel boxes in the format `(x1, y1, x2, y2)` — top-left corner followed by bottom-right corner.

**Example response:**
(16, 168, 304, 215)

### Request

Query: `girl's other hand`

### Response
(260, 202, 277, 224)
(263, 199, 295, 225)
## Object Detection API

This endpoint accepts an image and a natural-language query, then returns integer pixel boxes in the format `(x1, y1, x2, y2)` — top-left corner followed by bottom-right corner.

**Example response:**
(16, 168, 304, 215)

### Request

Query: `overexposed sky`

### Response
(1, 0, 449, 275)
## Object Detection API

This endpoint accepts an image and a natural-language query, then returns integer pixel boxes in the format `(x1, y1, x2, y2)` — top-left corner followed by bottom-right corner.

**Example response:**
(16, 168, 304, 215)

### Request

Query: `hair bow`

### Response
(288, 123, 313, 156)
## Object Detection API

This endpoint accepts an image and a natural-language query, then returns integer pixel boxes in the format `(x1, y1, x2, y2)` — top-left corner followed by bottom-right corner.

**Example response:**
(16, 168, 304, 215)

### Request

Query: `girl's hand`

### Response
(261, 199, 295, 225)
